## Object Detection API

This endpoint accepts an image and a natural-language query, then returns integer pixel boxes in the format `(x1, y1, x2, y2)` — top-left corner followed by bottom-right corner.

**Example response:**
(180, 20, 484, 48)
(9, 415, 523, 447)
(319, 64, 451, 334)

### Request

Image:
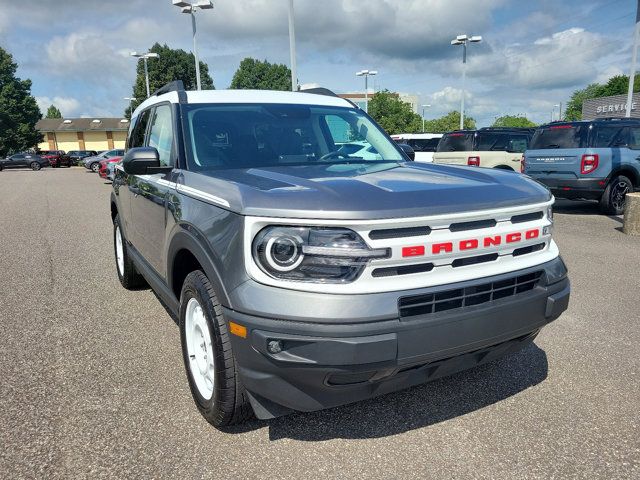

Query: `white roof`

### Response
(133, 89, 352, 117)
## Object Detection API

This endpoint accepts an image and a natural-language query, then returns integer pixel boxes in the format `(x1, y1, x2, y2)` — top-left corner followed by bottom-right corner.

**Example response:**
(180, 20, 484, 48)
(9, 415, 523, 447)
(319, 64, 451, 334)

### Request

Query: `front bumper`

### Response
(529, 175, 605, 200)
(225, 257, 570, 419)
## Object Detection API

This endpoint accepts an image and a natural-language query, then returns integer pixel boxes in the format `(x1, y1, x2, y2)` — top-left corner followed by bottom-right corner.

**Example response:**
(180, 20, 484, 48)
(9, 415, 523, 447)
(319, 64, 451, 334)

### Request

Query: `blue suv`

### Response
(524, 118, 640, 214)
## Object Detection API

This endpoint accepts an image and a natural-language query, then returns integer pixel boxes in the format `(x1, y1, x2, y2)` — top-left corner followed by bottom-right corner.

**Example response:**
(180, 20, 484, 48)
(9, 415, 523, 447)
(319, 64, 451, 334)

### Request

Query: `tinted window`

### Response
(147, 104, 174, 166)
(593, 126, 626, 148)
(476, 133, 509, 151)
(184, 103, 402, 170)
(407, 138, 440, 152)
(507, 135, 530, 153)
(529, 125, 587, 149)
(629, 127, 640, 148)
(436, 133, 474, 152)
(128, 109, 151, 149)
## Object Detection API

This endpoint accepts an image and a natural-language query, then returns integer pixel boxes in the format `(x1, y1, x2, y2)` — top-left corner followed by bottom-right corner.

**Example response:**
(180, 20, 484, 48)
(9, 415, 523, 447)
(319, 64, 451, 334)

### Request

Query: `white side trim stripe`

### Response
(176, 184, 230, 208)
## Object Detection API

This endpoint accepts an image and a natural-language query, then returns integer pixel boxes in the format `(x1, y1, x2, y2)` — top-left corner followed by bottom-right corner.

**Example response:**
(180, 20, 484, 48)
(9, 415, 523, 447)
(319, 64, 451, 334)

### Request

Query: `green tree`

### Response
(367, 90, 422, 134)
(230, 58, 291, 91)
(0, 46, 42, 157)
(126, 43, 214, 118)
(423, 111, 476, 133)
(492, 115, 537, 128)
(45, 104, 62, 119)
(564, 75, 640, 121)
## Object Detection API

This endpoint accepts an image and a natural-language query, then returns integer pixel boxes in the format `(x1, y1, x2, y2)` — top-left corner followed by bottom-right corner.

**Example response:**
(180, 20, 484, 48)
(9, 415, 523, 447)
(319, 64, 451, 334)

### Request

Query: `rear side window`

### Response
(476, 133, 509, 151)
(529, 125, 587, 149)
(629, 127, 640, 148)
(408, 138, 440, 152)
(128, 109, 151, 149)
(593, 126, 627, 148)
(437, 133, 474, 152)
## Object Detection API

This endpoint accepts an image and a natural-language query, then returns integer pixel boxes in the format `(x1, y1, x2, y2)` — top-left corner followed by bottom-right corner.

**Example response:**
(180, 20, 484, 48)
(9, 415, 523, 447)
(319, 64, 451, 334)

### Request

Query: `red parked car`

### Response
(98, 157, 122, 179)
(39, 150, 71, 167)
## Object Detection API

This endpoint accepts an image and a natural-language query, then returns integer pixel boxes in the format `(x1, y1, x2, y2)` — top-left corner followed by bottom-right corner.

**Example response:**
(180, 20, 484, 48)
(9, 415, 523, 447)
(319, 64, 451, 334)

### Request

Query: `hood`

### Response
(179, 162, 551, 220)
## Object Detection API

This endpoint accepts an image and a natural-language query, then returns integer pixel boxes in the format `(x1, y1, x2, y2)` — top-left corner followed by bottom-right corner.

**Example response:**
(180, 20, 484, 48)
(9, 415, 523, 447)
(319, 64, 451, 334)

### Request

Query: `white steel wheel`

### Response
(115, 225, 125, 276)
(185, 297, 215, 401)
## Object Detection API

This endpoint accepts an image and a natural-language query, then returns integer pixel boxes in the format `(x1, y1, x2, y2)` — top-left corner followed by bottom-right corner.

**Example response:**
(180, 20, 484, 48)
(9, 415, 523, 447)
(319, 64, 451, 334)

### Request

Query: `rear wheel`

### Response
(179, 270, 253, 427)
(600, 175, 632, 215)
(31, 162, 41, 171)
(113, 214, 147, 289)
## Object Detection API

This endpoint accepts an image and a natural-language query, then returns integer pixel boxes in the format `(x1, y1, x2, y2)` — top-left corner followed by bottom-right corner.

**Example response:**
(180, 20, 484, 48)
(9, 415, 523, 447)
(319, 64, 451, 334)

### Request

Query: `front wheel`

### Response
(31, 162, 41, 171)
(180, 271, 252, 427)
(91, 162, 100, 173)
(600, 175, 633, 215)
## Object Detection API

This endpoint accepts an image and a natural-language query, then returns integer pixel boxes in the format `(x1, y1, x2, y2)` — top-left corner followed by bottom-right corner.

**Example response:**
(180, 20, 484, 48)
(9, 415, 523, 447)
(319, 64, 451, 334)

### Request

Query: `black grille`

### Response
(511, 211, 543, 224)
(369, 226, 431, 240)
(513, 242, 546, 257)
(372, 262, 434, 277)
(398, 271, 543, 318)
(449, 219, 497, 232)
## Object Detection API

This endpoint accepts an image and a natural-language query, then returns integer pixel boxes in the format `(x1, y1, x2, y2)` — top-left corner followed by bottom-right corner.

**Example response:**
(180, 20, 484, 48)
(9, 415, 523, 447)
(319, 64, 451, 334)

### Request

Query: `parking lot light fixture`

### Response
(288, 0, 297, 92)
(172, 0, 213, 91)
(356, 69, 377, 113)
(130, 52, 159, 97)
(451, 34, 482, 129)
(554, 103, 563, 121)
(124, 97, 137, 114)
(421, 104, 431, 132)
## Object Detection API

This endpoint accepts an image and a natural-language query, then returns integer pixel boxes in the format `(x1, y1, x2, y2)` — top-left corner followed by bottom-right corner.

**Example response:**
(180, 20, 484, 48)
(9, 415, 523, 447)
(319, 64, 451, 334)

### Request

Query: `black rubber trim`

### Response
(513, 242, 546, 256)
(451, 253, 499, 268)
(372, 262, 434, 277)
(511, 211, 543, 224)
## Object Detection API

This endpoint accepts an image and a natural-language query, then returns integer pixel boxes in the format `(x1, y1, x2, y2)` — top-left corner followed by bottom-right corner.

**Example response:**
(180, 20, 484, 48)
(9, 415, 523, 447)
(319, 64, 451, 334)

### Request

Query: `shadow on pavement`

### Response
(554, 199, 622, 224)
(221, 342, 548, 440)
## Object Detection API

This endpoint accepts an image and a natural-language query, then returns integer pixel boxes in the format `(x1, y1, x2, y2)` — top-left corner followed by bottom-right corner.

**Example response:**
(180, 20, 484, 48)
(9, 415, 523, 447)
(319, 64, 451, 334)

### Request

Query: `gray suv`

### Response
(111, 81, 570, 427)
(524, 118, 640, 214)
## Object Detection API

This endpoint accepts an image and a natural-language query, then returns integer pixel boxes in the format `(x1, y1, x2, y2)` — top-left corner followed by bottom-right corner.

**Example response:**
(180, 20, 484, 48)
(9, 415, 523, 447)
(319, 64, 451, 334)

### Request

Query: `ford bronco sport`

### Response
(524, 118, 640, 215)
(111, 81, 570, 427)
(434, 127, 534, 170)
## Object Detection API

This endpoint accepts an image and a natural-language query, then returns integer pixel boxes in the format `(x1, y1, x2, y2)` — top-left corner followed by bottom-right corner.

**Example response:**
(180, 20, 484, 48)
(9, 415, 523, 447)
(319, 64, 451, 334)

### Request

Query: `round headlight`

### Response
(265, 235, 304, 271)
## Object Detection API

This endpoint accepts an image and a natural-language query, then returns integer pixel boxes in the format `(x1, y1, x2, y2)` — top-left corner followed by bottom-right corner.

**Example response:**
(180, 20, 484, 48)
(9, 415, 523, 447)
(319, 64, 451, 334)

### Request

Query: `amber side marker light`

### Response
(229, 322, 247, 338)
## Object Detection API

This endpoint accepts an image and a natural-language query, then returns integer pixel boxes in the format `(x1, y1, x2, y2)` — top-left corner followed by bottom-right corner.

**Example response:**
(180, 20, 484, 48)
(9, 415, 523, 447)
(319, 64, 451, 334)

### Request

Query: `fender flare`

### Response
(166, 227, 231, 308)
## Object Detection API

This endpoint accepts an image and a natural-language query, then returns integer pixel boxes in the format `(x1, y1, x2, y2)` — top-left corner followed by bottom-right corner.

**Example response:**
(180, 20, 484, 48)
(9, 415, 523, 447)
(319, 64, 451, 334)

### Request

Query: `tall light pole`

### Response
(451, 34, 482, 130)
(173, 1, 214, 91)
(554, 103, 563, 121)
(421, 104, 431, 133)
(130, 52, 159, 97)
(287, 0, 298, 91)
(124, 97, 137, 115)
(626, 0, 640, 117)
(356, 70, 377, 113)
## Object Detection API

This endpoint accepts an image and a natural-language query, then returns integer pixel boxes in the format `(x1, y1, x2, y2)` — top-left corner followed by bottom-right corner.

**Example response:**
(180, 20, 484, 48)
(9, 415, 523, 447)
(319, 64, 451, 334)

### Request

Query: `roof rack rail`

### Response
(479, 126, 535, 131)
(298, 86, 339, 97)
(151, 80, 187, 103)
(593, 116, 640, 122)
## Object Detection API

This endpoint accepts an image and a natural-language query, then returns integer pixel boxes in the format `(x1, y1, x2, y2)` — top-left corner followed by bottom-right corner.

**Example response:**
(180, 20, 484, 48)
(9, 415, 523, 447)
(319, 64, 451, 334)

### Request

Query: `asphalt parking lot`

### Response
(0, 167, 638, 479)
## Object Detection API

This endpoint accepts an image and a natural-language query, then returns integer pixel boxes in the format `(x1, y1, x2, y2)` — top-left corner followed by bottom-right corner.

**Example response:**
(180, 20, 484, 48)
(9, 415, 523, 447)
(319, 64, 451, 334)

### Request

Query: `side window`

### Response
(128, 109, 151, 149)
(507, 135, 529, 153)
(593, 126, 624, 148)
(628, 127, 640, 149)
(147, 104, 174, 166)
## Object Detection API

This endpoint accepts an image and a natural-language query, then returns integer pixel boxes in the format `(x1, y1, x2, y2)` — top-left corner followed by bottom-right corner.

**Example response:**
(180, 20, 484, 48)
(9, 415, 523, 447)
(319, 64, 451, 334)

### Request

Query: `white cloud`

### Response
(35, 96, 81, 117)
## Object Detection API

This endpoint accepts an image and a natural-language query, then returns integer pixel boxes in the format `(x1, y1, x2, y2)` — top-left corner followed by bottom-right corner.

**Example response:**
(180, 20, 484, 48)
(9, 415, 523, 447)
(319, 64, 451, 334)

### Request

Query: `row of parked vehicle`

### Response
(391, 117, 640, 215)
(0, 149, 125, 174)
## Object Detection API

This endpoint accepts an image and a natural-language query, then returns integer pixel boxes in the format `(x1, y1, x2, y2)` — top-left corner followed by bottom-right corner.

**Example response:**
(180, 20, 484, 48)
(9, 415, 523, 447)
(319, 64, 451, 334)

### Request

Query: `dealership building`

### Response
(582, 93, 640, 120)
(36, 117, 129, 152)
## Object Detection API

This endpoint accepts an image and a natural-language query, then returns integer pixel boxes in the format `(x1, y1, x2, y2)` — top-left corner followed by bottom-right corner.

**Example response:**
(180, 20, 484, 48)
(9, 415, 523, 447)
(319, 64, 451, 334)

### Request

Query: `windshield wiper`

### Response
(546, 144, 561, 148)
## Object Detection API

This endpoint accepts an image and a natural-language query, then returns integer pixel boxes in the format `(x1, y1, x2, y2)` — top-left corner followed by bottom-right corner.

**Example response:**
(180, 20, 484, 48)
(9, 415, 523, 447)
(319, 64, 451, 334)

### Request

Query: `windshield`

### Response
(529, 125, 587, 149)
(436, 132, 475, 152)
(184, 103, 404, 170)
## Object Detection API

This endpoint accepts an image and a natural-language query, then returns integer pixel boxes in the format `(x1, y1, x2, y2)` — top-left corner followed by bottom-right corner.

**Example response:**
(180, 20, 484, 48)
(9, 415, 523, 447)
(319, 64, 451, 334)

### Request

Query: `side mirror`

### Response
(122, 147, 162, 175)
(398, 143, 415, 161)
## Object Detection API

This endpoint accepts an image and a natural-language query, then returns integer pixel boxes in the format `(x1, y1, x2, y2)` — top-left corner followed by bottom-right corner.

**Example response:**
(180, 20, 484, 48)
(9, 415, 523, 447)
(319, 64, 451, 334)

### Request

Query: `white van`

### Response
(391, 133, 443, 162)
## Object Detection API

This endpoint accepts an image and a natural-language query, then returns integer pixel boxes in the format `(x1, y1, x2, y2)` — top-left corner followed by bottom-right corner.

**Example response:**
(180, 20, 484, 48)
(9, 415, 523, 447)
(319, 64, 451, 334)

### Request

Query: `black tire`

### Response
(599, 175, 633, 215)
(179, 270, 253, 427)
(113, 214, 147, 289)
(91, 162, 100, 173)
(31, 162, 41, 171)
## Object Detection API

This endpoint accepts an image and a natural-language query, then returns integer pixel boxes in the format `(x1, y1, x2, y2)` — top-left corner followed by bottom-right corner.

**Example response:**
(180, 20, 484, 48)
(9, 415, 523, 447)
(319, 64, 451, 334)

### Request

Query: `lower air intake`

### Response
(399, 271, 543, 318)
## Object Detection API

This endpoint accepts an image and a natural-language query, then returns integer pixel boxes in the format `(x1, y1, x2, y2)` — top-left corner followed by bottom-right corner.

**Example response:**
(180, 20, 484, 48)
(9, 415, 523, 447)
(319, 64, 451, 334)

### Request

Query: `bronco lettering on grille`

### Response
(402, 228, 541, 258)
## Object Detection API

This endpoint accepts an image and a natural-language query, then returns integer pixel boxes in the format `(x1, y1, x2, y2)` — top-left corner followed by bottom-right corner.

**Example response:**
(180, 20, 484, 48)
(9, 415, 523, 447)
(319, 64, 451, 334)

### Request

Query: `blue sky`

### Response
(0, 0, 636, 126)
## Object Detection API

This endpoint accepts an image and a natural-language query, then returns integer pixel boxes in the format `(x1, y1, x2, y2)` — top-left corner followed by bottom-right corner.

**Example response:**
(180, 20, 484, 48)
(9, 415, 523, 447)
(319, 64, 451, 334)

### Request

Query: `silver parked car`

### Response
(83, 149, 125, 173)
